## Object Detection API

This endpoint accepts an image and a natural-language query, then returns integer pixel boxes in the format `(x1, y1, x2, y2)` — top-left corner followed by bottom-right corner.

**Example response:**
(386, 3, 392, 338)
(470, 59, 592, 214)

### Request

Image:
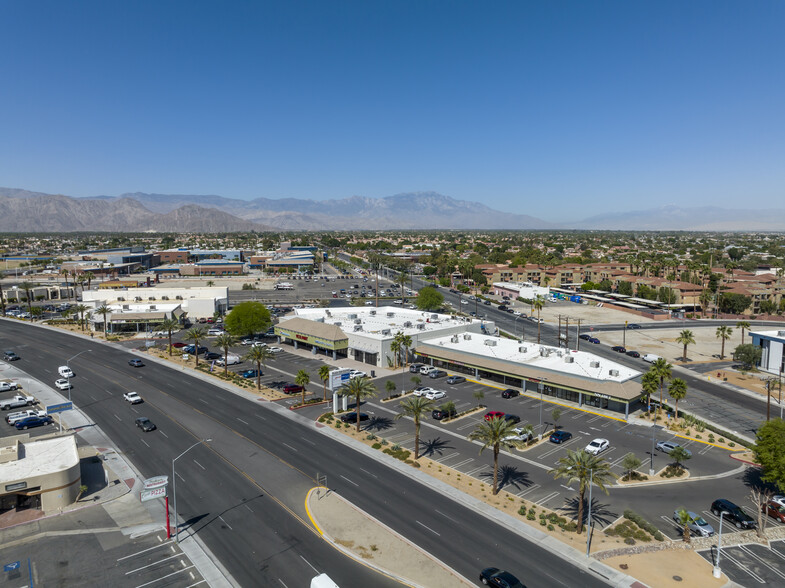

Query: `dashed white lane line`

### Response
(340, 474, 359, 487)
(416, 520, 441, 536)
(193, 459, 206, 470)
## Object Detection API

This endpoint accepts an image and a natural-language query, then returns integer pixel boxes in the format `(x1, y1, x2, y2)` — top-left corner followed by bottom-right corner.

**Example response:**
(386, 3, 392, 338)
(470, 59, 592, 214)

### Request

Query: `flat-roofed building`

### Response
(751, 329, 785, 376)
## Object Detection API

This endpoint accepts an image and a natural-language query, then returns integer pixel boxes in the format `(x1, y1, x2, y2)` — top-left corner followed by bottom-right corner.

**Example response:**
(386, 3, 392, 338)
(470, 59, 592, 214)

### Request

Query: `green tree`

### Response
(244, 345, 273, 390)
(669, 446, 692, 471)
(184, 326, 208, 367)
(473, 389, 485, 408)
(0, 270, 6, 316)
(396, 396, 434, 460)
(224, 301, 272, 338)
(621, 453, 642, 481)
(295, 369, 310, 406)
(552, 407, 563, 429)
(667, 378, 687, 420)
(338, 376, 377, 432)
(754, 419, 785, 493)
(94, 304, 112, 339)
(675, 508, 693, 543)
(74, 304, 89, 331)
(390, 337, 401, 369)
(385, 379, 397, 399)
(318, 364, 331, 401)
(650, 358, 672, 418)
(718, 293, 752, 315)
(736, 321, 751, 345)
(410, 375, 421, 390)
(415, 286, 444, 311)
(551, 450, 617, 534)
(734, 344, 762, 370)
(716, 325, 733, 359)
(676, 329, 695, 362)
(214, 332, 238, 374)
(469, 417, 526, 495)
(532, 295, 545, 343)
(159, 317, 180, 355)
(29, 306, 43, 321)
(19, 281, 34, 314)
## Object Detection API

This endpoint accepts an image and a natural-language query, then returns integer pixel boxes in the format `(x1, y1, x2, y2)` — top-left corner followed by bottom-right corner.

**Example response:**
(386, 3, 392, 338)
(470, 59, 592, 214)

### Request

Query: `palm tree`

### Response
(650, 358, 672, 418)
(716, 325, 733, 359)
(29, 306, 43, 321)
(19, 281, 35, 314)
(641, 371, 659, 412)
(396, 396, 434, 460)
(676, 329, 695, 362)
(159, 317, 180, 355)
(699, 289, 712, 318)
(468, 417, 526, 495)
(61, 307, 74, 323)
(295, 369, 310, 406)
(184, 326, 208, 367)
(338, 376, 377, 432)
(318, 364, 331, 401)
(61, 268, 71, 302)
(675, 508, 692, 543)
(410, 375, 421, 390)
(74, 304, 89, 331)
(668, 378, 688, 421)
(399, 333, 412, 366)
(736, 320, 751, 346)
(0, 269, 6, 316)
(385, 379, 396, 399)
(94, 304, 112, 338)
(206, 280, 215, 287)
(532, 295, 545, 343)
(551, 450, 617, 534)
(214, 332, 238, 374)
(390, 337, 401, 369)
(244, 345, 273, 390)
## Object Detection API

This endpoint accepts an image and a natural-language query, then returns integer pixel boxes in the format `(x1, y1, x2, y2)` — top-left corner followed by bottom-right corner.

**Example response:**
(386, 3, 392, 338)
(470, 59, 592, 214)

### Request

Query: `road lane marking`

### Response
(282, 442, 298, 452)
(300, 437, 316, 446)
(159, 431, 168, 438)
(359, 468, 378, 478)
(340, 474, 359, 487)
(139, 438, 150, 447)
(193, 459, 206, 470)
(416, 520, 441, 536)
(114, 414, 122, 421)
(237, 418, 249, 425)
(300, 555, 319, 573)
(198, 398, 209, 404)
(218, 515, 233, 530)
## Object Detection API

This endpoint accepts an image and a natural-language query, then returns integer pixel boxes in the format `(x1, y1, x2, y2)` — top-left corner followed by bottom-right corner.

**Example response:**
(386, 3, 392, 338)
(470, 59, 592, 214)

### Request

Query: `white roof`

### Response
(0, 436, 79, 482)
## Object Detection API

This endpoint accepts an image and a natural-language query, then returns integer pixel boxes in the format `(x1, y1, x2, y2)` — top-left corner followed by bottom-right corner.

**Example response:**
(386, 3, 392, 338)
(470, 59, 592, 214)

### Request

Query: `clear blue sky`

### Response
(2, 1, 782, 221)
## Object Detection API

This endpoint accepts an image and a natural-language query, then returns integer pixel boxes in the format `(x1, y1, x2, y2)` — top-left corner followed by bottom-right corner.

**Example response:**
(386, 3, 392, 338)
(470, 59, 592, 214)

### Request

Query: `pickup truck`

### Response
(123, 392, 143, 404)
(0, 381, 19, 393)
(6, 409, 47, 425)
(0, 395, 37, 411)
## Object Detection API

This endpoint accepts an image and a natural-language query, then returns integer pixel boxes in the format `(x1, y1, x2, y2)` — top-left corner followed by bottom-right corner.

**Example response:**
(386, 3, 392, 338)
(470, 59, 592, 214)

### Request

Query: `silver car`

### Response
(673, 510, 714, 537)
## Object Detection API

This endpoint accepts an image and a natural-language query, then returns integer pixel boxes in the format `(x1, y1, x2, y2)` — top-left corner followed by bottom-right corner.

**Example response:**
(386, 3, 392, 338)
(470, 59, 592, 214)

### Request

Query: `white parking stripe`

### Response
(739, 545, 785, 581)
(435, 452, 461, 463)
(134, 565, 195, 588)
(517, 484, 541, 497)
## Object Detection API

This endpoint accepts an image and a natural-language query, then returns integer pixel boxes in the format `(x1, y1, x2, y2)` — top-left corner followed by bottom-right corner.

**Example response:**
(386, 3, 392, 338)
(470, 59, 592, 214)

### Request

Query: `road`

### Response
(1, 319, 609, 588)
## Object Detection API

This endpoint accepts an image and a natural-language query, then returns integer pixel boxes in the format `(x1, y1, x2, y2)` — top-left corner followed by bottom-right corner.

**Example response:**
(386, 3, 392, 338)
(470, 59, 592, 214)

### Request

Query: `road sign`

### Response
(45, 402, 73, 414)
(3, 561, 20, 572)
(141, 487, 166, 502)
(143, 476, 168, 490)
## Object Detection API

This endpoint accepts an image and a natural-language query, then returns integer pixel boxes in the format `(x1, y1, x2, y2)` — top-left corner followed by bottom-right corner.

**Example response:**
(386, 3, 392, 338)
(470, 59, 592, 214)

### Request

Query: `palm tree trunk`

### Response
(257, 361, 262, 390)
(224, 351, 228, 374)
(356, 394, 362, 432)
(683, 344, 687, 361)
(301, 388, 305, 406)
(577, 487, 585, 534)
(168, 333, 173, 356)
(323, 381, 327, 401)
(721, 339, 725, 359)
(674, 400, 679, 421)
(659, 382, 663, 417)
(492, 447, 499, 495)
(104, 318, 109, 339)
(414, 422, 420, 460)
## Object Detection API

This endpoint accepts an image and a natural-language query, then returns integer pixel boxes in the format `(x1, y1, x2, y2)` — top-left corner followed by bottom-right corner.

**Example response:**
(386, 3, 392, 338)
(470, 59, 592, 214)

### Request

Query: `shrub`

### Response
(539, 518, 547, 526)
(526, 511, 535, 521)
(547, 524, 554, 531)
(371, 443, 382, 449)
(624, 537, 636, 545)
(518, 505, 527, 516)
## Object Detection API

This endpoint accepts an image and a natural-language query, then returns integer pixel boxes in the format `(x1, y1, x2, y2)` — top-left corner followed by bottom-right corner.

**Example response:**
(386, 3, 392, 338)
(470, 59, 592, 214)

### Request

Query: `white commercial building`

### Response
(492, 281, 550, 301)
(751, 329, 785, 376)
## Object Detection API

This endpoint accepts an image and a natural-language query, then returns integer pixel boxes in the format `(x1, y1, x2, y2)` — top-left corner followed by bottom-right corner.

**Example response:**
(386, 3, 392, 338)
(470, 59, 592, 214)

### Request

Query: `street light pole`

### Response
(649, 424, 662, 476)
(172, 438, 212, 543)
(713, 511, 727, 578)
(66, 349, 92, 404)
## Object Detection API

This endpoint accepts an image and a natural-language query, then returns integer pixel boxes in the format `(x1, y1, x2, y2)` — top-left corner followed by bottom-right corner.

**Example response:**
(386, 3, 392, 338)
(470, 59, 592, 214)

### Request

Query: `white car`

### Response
(268, 347, 283, 354)
(0, 381, 19, 393)
(216, 355, 241, 366)
(585, 438, 610, 455)
(58, 366, 74, 378)
(207, 328, 225, 336)
(412, 386, 436, 397)
(461, 300, 469, 305)
(425, 389, 446, 400)
(419, 365, 436, 375)
(394, 299, 403, 304)
(123, 391, 143, 404)
(364, 301, 374, 306)
(642, 354, 661, 363)
(349, 370, 367, 379)
(503, 427, 533, 443)
(55, 379, 72, 390)
(6, 409, 47, 425)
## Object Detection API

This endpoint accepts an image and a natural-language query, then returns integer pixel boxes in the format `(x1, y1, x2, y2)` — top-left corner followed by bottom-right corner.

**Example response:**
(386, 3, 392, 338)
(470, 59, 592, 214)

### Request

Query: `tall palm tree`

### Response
(74, 304, 89, 331)
(61, 268, 71, 302)
(159, 317, 180, 355)
(396, 396, 434, 460)
(551, 449, 617, 534)
(699, 289, 712, 318)
(184, 326, 208, 367)
(19, 281, 34, 314)
(675, 508, 693, 543)
(295, 369, 310, 406)
(61, 307, 74, 323)
(668, 378, 688, 420)
(716, 325, 733, 359)
(337, 376, 377, 432)
(0, 269, 6, 316)
(532, 295, 545, 343)
(641, 371, 659, 412)
(390, 337, 401, 369)
(399, 333, 412, 366)
(318, 364, 331, 401)
(214, 332, 238, 374)
(94, 304, 112, 338)
(650, 358, 673, 418)
(676, 329, 695, 362)
(736, 320, 751, 346)
(468, 417, 526, 495)
(244, 345, 273, 390)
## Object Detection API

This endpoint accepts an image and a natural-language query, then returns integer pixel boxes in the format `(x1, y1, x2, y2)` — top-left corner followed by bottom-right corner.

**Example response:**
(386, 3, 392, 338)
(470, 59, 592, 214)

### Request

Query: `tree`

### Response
(94, 304, 112, 339)
(295, 369, 310, 406)
(736, 321, 751, 345)
(61, 267, 71, 302)
(750, 487, 774, 539)
(675, 508, 693, 543)
(410, 375, 421, 390)
(390, 337, 401, 369)
(469, 417, 526, 495)
(244, 345, 273, 390)
(621, 453, 642, 481)
(74, 304, 89, 331)
(718, 293, 752, 315)
(385, 379, 396, 399)
(0, 270, 6, 316)
(159, 317, 180, 355)
(754, 419, 785, 493)
(318, 364, 331, 401)
(19, 281, 34, 314)
(734, 344, 762, 370)
(184, 326, 208, 367)
(667, 378, 688, 421)
(29, 307, 43, 321)
(473, 390, 485, 408)
(337, 376, 377, 432)
(669, 446, 692, 471)
(551, 450, 617, 533)
(224, 301, 272, 338)
(650, 358, 672, 418)
(641, 372, 660, 410)
(716, 325, 733, 359)
(396, 396, 434, 460)
(416, 286, 444, 311)
(552, 407, 563, 429)
(214, 332, 238, 374)
(399, 333, 412, 366)
(676, 329, 695, 362)
(532, 295, 545, 343)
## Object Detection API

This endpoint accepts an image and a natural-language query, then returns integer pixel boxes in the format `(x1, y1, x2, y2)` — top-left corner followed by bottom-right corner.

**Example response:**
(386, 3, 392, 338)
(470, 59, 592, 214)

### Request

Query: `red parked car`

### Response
(283, 384, 304, 395)
(484, 411, 505, 421)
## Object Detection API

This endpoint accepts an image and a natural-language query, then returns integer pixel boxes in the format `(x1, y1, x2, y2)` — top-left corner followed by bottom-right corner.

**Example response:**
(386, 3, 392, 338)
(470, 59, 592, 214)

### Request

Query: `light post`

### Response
(649, 424, 662, 476)
(515, 316, 525, 342)
(713, 510, 728, 578)
(172, 438, 212, 543)
(65, 349, 92, 403)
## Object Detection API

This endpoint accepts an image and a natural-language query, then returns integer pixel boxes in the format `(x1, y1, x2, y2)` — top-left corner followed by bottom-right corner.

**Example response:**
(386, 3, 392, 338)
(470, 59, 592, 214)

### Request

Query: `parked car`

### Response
(656, 441, 692, 457)
(183, 345, 208, 355)
(432, 406, 457, 420)
(611, 345, 627, 353)
(128, 358, 144, 367)
(501, 388, 520, 399)
(428, 369, 447, 379)
(446, 375, 466, 384)
(479, 567, 524, 588)
(585, 438, 610, 455)
(171, 342, 187, 348)
(503, 426, 533, 443)
(283, 384, 304, 395)
(268, 347, 283, 353)
(241, 369, 261, 379)
(625, 350, 641, 358)
(412, 386, 436, 397)
(763, 501, 785, 523)
(339, 412, 369, 423)
(58, 366, 74, 378)
(502, 414, 521, 424)
(55, 378, 72, 390)
(14, 415, 54, 430)
(484, 411, 506, 421)
(673, 510, 715, 537)
(204, 352, 222, 360)
(348, 370, 367, 379)
(549, 430, 573, 444)
(425, 389, 446, 400)
(135, 417, 156, 432)
(0, 381, 19, 392)
(6, 409, 47, 425)
(3, 351, 20, 361)
(642, 353, 661, 363)
(710, 499, 756, 529)
(419, 365, 437, 375)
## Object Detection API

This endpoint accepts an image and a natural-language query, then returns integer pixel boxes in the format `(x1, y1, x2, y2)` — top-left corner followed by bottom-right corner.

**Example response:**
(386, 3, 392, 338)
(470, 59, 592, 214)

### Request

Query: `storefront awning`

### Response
(275, 317, 348, 351)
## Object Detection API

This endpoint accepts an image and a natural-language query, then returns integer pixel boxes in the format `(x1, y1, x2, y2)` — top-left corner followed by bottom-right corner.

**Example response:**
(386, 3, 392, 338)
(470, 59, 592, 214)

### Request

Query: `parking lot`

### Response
(699, 539, 785, 585)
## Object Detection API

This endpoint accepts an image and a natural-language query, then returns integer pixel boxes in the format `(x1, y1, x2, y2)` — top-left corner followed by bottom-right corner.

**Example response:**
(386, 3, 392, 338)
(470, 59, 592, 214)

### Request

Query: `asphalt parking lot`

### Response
(699, 539, 785, 585)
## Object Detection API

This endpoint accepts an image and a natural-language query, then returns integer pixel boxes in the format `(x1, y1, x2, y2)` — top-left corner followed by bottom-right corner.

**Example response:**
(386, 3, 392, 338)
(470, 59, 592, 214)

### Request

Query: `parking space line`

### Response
(450, 458, 474, 469)
(721, 550, 766, 583)
(126, 553, 182, 575)
(466, 465, 487, 476)
(535, 492, 560, 506)
(537, 438, 582, 459)
(517, 484, 541, 497)
(134, 565, 196, 588)
(117, 540, 170, 561)
(435, 452, 460, 463)
(740, 545, 785, 581)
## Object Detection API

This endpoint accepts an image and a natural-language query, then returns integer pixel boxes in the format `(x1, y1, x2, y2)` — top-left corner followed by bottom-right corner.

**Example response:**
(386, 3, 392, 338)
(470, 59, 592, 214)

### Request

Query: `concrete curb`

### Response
(613, 463, 748, 489)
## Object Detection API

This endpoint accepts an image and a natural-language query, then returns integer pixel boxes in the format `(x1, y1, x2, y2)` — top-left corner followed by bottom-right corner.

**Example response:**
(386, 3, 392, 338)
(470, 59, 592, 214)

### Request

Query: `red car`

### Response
(484, 411, 505, 421)
(283, 384, 304, 395)
(763, 501, 785, 523)
(171, 342, 187, 348)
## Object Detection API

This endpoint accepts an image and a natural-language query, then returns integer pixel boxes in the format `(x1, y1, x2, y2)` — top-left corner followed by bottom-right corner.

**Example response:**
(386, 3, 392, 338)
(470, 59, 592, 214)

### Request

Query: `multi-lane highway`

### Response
(1, 319, 611, 588)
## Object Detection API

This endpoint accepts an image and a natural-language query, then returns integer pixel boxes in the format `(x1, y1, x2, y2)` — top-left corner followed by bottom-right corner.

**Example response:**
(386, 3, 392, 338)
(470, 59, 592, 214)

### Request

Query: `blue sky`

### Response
(1, 1, 782, 221)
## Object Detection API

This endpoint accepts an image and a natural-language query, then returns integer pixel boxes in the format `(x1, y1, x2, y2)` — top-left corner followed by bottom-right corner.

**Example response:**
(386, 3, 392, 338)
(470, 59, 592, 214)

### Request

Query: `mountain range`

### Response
(0, 187, 783, 232)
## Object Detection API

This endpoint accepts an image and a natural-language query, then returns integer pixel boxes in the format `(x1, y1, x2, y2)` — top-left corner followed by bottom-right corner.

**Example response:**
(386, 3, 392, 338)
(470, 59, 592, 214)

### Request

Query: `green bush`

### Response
(372, 443, 382, 450)
(547, 524, 554, 531)
(518, 505, 527, 516)
(624, 537, 636, 545)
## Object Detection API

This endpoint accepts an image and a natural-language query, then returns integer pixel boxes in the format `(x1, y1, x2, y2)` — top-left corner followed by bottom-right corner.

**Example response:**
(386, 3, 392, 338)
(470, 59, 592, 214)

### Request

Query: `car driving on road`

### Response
(128, 358, 144, 367)
(479, 567, 523, 588)
(135, 417, 156, 432)
(55, 378, 72, 390)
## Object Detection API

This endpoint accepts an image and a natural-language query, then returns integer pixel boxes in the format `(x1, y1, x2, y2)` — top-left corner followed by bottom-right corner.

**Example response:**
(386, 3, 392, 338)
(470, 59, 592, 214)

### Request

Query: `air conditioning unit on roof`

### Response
(387, 312, 395, 318)
(354, 318, 361, 324)
(564, 356, 575, 363)
(403, 321, 412, 328)
(590, 361, 600, 368)
(609, 369, 619, 376)
(382, 329, 391, 335)
(484, 339, 497, 346)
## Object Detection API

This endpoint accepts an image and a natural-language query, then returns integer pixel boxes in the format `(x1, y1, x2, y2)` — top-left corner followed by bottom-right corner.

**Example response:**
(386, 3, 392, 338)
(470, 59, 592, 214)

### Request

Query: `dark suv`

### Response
(710, 499, 756, 529)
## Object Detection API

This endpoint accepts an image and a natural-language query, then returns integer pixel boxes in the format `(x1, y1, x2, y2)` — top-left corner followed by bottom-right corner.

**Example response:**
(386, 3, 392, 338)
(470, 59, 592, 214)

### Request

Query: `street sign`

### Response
(3, 561, 20, 572)
(143, 476, 169, 490)
(140, 487, 166, 502)
(45, 402, 73, 414)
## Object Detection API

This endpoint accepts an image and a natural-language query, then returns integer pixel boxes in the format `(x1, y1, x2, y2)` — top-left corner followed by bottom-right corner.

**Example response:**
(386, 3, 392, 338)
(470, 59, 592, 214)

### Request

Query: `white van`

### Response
(58, 366, 74, 378)
(216, 354, 241, 366)
(642, 354, 660, 363)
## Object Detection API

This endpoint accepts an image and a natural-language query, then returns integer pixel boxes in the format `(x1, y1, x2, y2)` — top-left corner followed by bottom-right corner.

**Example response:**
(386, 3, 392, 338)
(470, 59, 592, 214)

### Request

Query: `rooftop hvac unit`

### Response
(564, 356, 575, 363)
(162, 296, 169, 300)
(609, 369, 619, 377)
(315, 317, 324, 323)
(150, 305, 156, 310)
(557, 351, 563, 357)
(117, 297, 124, 301)
(451, 335, 459, 343)
(463, 333, 472, 340)
(122, 304, 129, 310)
(778, 330, 785, 337)
(539, 347, 548, 357)
(353, 325, 363, 331)
(590, 361, 600, 368)
(484, 339, 497, 346)
(381, 329, 391, 335)
(519, 346, 528, 353)
(325, 310, 331, 317)
(417, 323, 426, 330)
(334, 322, 342, 327)
(403, 321, 412, 328)
(148, 297, 155, 301)
(135, 297, 142, 301)
(370, 310, 376, 315)
(348, 313, 357, 319)
(431, 314, 438, 320)
(387, 312, 395, 318)
(176, 295, 183, 300)
(354, 318, 362, 324)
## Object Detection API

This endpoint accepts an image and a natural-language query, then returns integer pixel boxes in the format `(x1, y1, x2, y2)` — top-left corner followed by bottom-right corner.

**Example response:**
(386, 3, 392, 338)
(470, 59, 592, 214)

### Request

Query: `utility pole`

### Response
(565, 317, 569, 349)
